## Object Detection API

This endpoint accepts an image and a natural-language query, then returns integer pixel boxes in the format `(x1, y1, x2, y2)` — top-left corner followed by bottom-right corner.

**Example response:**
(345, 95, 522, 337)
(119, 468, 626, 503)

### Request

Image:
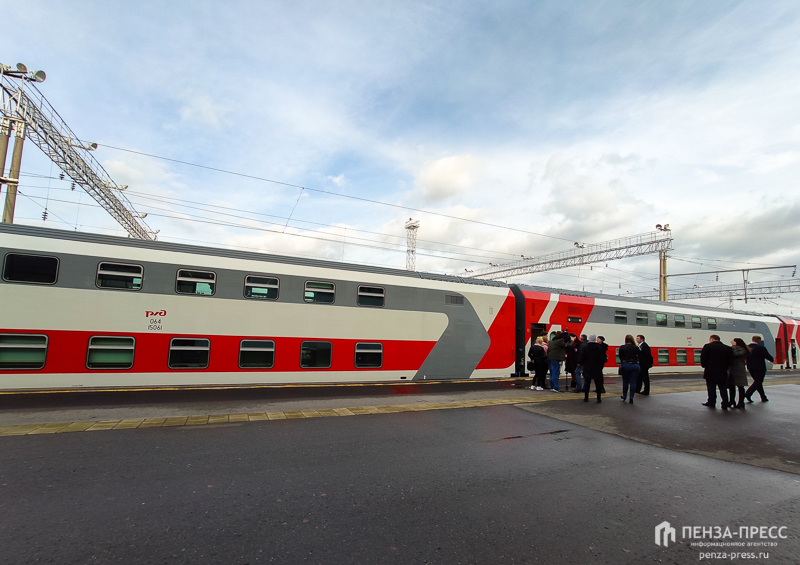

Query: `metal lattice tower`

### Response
(466, 230, 673, 280)
(0, 66, 156, 240)
(405, 218, 420, 271)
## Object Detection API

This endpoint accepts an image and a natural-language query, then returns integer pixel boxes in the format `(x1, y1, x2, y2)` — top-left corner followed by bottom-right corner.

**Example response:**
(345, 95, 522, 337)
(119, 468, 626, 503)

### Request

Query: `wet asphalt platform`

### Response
(1, 372, 799, 564)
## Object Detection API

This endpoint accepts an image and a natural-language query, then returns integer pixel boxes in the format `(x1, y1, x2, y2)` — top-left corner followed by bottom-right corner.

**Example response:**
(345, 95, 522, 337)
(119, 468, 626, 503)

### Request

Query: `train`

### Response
(0, 223, 797, 392)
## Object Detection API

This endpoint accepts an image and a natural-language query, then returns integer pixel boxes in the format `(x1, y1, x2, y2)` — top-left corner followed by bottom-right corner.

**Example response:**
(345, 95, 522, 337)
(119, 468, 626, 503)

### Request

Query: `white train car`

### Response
(0, 224, 516, 391)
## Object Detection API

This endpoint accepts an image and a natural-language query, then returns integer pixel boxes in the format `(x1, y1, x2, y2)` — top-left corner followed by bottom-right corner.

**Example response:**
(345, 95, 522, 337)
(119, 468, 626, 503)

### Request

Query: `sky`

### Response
(3, 0, 800, 316)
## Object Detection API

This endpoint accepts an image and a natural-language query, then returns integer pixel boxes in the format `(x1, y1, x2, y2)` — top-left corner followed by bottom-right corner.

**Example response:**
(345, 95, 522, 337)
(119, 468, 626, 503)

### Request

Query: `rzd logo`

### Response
(145, 310, 167, 317)
(655, 521, 676, 547)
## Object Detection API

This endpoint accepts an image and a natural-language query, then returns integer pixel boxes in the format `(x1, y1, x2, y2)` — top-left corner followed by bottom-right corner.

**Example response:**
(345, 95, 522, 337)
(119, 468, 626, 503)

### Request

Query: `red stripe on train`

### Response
(0, 329, 438, 374)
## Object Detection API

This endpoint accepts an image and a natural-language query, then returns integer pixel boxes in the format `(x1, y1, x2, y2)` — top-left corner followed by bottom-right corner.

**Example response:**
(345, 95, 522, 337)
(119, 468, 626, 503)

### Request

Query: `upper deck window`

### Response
(96, 262, 143, 290)
(304, 281, 335, 304)
(675, 315, 685, 328)
(614, 310, 627, 324)
(2, 253, 58, 284)
(636, 312, 649, 326)
(245, 276, 279, 300)
(176, 270, 216, 295)
(357, 286, 385, 307)
(692, 316, 702, 329)
(656, 313, 668, 327)
(708, 318, 717, 330)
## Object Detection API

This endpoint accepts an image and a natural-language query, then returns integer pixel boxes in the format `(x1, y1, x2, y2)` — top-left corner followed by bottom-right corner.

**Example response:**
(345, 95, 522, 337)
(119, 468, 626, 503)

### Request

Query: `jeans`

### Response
(549, 360, 562, 391)
(574, 366, 584, 392)
(620, 363, 640, 399)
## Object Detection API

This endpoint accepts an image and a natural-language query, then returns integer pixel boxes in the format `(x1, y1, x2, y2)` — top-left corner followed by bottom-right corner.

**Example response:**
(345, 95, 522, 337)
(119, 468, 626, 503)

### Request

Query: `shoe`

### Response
(736, 401, 745, 409)
(721, 402, 729, 410)
(762, 397, 769, 402)
(529, 386, 535, 390)
(537, 386, 544, 391)
(629, 397, 634, 404)
(702, 402, 716, 408)
(583, 397, 588, 402)
(551, 388, 560, 393)
(621, 396, 626, 401)
(745, 396, 754, 403)
(641, 392, 650, 396)
(597, 397, 602, 403)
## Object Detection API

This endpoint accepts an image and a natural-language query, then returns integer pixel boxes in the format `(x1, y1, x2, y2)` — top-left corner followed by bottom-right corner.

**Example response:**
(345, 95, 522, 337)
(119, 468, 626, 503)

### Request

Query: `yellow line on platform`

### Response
(2, 380, 797, 438)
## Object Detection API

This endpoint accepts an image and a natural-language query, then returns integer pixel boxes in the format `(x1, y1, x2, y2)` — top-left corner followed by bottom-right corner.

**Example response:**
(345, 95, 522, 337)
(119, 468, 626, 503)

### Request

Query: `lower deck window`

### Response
(676, 349, 687, 364)
(239, 340, 275, 369)
(355, 343, 382, 368)
(168, 338, 210, 369)
(300, 341, 332, 368)
(658, 348, 670, 365)
(87, 336, 135, 369)
(694, 349, 701, 364)
(0, 334, 48, 370)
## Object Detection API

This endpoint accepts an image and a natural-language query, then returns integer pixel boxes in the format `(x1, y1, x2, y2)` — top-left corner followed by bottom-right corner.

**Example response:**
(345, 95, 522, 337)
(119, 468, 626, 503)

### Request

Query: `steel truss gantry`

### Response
(0, 67, 155, 240)
(466, 230, 673, 280)
(632, 279, 800, 301)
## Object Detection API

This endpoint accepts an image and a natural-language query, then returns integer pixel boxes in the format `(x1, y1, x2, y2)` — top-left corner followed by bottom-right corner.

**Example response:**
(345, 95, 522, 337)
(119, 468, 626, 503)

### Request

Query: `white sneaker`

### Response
(529, 386, 535, 390)
(536, 386, 544, 391)
(551, 388, 560, 393)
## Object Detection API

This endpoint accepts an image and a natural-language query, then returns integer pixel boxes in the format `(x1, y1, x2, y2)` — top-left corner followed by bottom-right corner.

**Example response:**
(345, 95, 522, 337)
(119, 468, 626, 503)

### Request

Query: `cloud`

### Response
(414, 155, 483, 203)
(177, 94, 230, 128)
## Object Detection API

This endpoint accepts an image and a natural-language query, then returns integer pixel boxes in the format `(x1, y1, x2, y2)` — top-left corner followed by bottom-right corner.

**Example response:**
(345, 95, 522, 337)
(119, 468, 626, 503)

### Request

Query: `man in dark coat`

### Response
(745, 335, 774, 402)
(635, 334, 654, 395)
(700, 334, 733, 409)
(578, 334, 607, 403)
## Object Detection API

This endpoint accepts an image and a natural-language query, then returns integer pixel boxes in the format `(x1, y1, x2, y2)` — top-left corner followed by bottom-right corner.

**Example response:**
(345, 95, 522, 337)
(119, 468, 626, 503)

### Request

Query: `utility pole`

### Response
(1, 119, 24, 223)
(659, 249, 668, 301)
(405, 218, 420, 271)
(0, 117, 9, 202)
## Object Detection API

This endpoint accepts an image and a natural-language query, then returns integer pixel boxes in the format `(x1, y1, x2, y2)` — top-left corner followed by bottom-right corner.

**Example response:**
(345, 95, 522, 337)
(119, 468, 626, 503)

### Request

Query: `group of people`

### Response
(528, 331, 774, 408)
(701, 335, 774, 409)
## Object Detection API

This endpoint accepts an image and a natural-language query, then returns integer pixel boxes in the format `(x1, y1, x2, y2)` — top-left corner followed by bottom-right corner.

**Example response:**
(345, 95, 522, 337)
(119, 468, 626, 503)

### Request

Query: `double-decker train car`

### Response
(0, 223, 791, 392)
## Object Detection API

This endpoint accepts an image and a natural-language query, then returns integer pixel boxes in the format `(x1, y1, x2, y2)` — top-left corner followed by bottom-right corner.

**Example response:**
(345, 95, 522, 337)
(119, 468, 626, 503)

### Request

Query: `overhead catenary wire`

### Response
(87, 144, 578, 244)
(14, 181, 526, 261)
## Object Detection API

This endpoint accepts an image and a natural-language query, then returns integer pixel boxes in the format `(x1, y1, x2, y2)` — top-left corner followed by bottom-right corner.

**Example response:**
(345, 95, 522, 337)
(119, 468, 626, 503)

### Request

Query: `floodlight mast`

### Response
(0, 64, 155, 240)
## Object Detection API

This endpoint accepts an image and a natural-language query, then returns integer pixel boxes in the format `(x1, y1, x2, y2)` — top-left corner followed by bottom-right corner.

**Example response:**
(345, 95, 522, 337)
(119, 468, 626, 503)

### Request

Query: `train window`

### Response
(656, 313, 668, 327)
(168, 338, 210, 369)
(693, 349, 701, 364)
(676, 349, 687, 364)
(749, 322, 756, 329)
(0, 334, 48, 370)
(614, 310, 627, 324)
(96, 262, 143, 290)
(658, 348, 670, 365)
(357, 286, 385, 307)
(636, 312, 648, 326)
(2, 253, 59, 284)
(614, 348, 621, 365)
(355, 343, 382, 368)
(244, 276, 279, 300)
(86, 336, 135, 370)
(304, 281, 335, 304)
(692, 316, 702, 329)
(300, 341, 332, 368)
(445, 295, 464, 306)
(176, 270, 216, 295)
(567, 316, 582, 324)
(675, 315, 685, 328)
(239, 340, 275, 369)
(707, 318, 717, 330)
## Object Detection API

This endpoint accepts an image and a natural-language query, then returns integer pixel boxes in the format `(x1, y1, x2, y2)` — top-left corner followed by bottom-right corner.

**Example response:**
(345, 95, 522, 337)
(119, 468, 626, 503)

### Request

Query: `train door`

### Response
(775, 338, 784, 366)
(791, 339, 797, 369)
(530, 323, 547, 340)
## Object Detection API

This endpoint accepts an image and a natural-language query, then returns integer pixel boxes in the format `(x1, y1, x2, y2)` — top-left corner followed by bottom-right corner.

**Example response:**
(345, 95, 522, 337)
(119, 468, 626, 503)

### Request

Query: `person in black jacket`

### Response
(527, 337, 548, 391)
(578, 334, 606, 403)
(635, 334, 654, 395)
(618, 334, 640, 404)
(745, 335, 775, 402)
(700, 334, 733, 409)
